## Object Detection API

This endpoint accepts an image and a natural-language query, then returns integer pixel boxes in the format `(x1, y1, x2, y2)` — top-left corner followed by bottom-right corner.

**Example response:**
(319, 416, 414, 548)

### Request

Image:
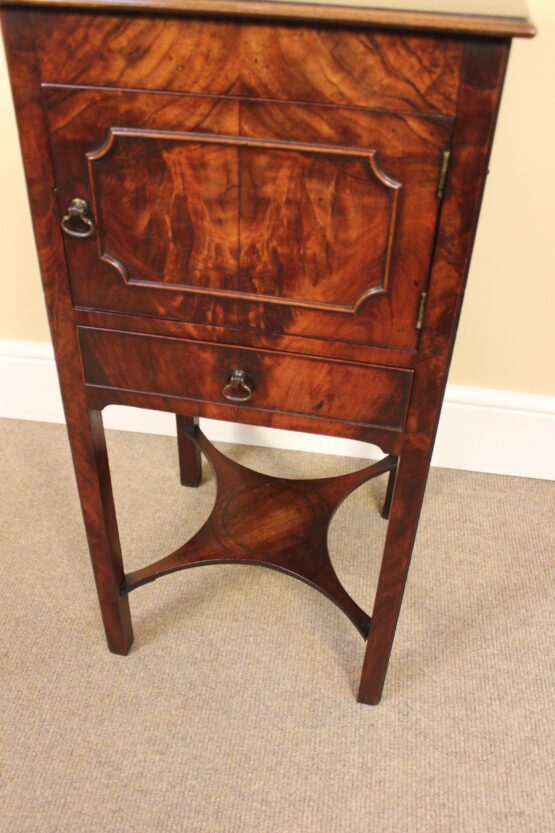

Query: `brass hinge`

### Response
(416, 291, 428, 331)
(437, 150, 451, 200)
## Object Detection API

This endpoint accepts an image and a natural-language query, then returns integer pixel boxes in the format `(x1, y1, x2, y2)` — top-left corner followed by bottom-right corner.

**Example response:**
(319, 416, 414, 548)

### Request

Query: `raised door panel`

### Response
(45, 86, 452, 350)
(91, 130, 397, 310)
(95, 134, 241, 291)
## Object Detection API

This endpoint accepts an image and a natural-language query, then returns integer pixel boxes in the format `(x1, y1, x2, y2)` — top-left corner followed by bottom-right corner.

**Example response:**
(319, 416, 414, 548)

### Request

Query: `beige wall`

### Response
(1, 0, 554, 395)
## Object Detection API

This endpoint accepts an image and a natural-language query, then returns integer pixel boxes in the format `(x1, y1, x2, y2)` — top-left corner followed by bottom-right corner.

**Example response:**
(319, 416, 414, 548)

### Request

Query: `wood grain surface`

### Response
(44, 82, 451, 350)
(124, 426, 399, 639)
(0, 10, 134, 656)
(0, 3, 529, 705)
(358, 39, 512, 704)
(34, 13, 463, 114)
(78, 327, 414, 430)
(3, 0, 536, 38)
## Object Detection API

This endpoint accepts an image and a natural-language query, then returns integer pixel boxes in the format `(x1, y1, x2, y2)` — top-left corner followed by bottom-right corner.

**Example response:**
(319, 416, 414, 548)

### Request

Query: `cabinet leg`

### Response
(66, 408, 133, 655)
(176, 415, 202, 487)
(358, 446, 430, 704)
(381, 460, 398, 520)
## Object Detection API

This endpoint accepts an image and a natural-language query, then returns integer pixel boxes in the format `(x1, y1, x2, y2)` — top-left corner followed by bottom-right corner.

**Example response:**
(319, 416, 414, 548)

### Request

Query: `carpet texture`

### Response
(1, 418, 553, 833)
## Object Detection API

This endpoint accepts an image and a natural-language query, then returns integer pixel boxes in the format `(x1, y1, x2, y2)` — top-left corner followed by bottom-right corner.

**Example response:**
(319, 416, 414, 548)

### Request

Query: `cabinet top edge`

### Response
(0, 0, 536, 39)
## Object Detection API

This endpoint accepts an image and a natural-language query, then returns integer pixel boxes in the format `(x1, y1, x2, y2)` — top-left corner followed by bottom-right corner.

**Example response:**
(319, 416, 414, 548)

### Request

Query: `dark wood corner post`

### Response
(176, 415, 202, 487)
(71, 408, 133, 654)
(1, 11, 132, 654)
(358, 39, 511, 704)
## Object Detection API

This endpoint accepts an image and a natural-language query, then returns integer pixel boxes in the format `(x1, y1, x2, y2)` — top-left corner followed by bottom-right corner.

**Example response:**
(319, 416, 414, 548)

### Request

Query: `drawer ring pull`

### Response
(61, 198, 96, 239)
(222, 369, 253, 403)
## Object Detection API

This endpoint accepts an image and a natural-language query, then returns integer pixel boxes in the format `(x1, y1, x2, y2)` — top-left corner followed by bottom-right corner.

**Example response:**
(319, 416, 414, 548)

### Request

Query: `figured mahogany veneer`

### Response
(34, 13, 464, 114)
(79, 327, 413, 432)
(44, 84, 451, 350)
(125, 425, 398, 638)
(1, 0, 534, 704)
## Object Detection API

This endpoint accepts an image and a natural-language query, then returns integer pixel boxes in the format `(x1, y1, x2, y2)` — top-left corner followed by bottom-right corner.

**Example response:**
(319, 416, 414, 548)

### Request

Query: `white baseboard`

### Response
(1, 339, 553, 480)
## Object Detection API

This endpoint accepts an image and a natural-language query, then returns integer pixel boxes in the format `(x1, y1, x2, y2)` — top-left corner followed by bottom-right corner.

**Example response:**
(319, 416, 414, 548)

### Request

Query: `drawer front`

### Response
(34, 12, 462, 116)
(46, 83, 452, 352)
(79, 328, 413, 431)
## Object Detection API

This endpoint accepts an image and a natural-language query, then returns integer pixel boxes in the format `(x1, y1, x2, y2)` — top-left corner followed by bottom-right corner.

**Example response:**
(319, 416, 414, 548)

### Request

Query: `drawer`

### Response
(79, 328, 413, 431)
(46, 85, 452, 353)
(33, 12, 462, 116)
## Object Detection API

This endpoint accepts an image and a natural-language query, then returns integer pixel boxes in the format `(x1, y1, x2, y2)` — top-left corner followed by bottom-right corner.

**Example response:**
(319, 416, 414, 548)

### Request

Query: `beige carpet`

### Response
(1, 418, 554, 833)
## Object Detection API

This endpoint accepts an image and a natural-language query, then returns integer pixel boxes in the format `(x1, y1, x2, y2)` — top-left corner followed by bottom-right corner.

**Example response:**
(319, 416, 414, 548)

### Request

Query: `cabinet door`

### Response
(45, 86, 452, 351)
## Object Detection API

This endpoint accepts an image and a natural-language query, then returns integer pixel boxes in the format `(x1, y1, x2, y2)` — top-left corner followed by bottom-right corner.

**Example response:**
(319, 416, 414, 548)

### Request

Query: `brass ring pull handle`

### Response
(61, 198, 96, 239)
(222, 369, 253, 402)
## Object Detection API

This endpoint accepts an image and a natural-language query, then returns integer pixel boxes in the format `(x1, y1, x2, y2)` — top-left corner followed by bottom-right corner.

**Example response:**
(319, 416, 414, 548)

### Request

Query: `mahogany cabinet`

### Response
(1, 0, 534, 703)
